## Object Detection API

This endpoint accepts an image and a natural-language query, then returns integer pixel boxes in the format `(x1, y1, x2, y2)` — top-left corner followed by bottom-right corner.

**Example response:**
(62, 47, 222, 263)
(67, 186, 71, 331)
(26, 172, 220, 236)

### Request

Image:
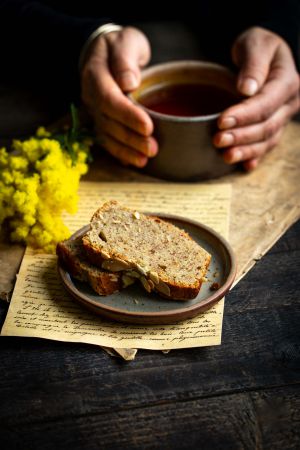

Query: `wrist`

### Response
(79, 23, 123, 72)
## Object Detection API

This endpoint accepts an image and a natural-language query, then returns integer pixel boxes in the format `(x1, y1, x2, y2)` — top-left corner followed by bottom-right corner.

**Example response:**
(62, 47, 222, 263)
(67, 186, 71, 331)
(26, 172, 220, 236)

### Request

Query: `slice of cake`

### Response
(82, 201, 211, 300)
(57, 236, 134, 296)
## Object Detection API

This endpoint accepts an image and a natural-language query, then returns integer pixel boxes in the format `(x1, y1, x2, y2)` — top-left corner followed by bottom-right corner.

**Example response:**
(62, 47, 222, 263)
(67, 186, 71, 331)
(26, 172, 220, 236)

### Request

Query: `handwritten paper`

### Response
(63, 182, 230, 236)
(1, 182, 231, 351)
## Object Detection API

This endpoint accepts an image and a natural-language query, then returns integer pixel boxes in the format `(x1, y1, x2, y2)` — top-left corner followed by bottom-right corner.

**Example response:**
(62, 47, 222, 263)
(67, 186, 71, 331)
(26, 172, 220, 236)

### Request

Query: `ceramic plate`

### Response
(57, 214, 236, 324)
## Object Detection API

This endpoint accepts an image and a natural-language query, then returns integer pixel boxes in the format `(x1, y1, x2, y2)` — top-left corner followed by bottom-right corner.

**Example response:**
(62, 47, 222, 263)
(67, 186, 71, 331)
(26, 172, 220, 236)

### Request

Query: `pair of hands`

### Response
(81, 26, 300, 171)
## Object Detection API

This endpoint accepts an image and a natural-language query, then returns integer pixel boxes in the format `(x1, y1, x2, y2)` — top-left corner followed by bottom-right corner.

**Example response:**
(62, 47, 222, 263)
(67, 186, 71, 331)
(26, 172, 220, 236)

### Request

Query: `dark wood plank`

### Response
(0, 220, 299, 450)
(0, 21, 299, 450)
(227, 248, 300, 313)
(0, 300, 299, 426)
(1, 386, 299, 450)
(265, 219, 300, 254)
(0, 222, 299, 426)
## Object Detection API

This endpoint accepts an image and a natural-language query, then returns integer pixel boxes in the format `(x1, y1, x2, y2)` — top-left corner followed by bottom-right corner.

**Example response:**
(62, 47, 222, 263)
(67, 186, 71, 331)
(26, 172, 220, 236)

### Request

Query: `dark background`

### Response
(0, 4, 299, 449)
(0, 0, 299, 146)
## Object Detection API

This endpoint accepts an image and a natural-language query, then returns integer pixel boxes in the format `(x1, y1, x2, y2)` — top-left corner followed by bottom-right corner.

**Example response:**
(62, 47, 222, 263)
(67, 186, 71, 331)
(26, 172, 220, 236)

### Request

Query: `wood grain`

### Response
(1, 21, 299, 448)
(0, 387, 299, 450)
(0, 220, 299, 449)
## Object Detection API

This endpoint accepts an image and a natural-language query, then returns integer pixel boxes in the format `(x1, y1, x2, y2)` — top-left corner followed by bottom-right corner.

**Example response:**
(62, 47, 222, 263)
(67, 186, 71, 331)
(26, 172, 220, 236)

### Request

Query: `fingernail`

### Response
(136, 156, 147, 167)
(218, 132, 234, 147)
(148, 139, 158, 156)
(117, 71, 138, 91)
(219, 116, 237, 130)
(230, 149, 243, 163)
(224, 149, 243, 164)
(240, 77, 258, 96)
(243, 158, 259, 171)
(149, 147, 158, 157)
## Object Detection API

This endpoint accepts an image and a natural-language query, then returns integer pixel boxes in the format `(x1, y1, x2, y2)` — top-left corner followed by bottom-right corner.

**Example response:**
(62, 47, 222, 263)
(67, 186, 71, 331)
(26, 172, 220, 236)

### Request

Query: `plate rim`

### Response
(57, 213, 237, 323)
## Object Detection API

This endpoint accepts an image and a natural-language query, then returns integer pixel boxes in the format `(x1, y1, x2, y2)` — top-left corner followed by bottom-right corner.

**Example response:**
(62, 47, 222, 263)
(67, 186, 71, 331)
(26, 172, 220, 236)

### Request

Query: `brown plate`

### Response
(57, 214, 236, 324)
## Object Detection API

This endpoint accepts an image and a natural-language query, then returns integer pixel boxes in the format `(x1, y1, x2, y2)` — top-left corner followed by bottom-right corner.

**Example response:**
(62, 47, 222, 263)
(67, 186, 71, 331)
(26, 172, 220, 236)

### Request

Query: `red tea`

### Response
(138, 83, 237, 117)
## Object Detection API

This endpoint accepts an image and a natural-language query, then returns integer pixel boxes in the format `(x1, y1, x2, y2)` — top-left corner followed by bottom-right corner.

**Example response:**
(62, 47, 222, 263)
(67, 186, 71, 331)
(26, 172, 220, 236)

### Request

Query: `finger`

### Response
(101, 133, 149, 167)
(232, 28, 278, 96)
(219, 45, 299, 129)
(223, 128, 283, 164)
(95, 68, 153, 136)
(84, 37, 153, 136)
(218, 75, 299, 130)
(243, 157, 261, 171)
(109, 27, 151, 92)
(214, 96, 299, 148)
(97, 114, 158, 157)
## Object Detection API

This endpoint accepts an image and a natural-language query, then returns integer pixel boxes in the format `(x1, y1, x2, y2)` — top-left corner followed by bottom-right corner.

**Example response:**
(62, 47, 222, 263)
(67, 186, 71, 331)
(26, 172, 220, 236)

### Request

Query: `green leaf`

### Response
(70, 103, 79, 141)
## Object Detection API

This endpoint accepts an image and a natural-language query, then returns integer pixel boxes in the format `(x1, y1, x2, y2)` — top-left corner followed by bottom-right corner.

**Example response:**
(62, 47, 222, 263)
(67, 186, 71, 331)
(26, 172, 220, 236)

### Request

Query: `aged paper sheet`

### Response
(225, 122, 300, 283)
(1, 182, 230, 352)
(1, 121, 299, 302)
(82, 121, 300, 284)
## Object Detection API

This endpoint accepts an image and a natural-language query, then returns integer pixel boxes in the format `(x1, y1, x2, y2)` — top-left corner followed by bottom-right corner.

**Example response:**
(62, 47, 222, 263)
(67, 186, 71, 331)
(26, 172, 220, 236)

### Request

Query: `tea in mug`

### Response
(138, 83, 238, 117)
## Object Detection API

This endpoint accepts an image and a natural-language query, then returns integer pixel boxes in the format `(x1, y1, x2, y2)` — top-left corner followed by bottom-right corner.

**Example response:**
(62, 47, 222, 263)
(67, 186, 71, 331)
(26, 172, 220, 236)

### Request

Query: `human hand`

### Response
(81, 26, 158, 167)
(214, 27, 300, 170)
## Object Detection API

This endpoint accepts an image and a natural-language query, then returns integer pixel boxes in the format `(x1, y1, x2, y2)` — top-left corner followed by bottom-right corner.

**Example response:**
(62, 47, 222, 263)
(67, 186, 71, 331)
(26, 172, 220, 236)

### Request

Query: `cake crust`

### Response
(82, 201, 211, 300)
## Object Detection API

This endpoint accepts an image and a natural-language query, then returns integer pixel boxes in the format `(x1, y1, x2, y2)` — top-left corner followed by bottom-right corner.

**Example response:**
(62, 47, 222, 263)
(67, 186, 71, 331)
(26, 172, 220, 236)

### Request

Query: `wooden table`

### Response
(0, 217, 299, 450)
(0, 22, 299, 450)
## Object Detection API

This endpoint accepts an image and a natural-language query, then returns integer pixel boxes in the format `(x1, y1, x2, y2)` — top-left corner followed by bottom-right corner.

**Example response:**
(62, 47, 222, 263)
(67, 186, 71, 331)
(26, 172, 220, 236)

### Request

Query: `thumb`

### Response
(232, 28, 278, 97)
(109, 27, 151, 92)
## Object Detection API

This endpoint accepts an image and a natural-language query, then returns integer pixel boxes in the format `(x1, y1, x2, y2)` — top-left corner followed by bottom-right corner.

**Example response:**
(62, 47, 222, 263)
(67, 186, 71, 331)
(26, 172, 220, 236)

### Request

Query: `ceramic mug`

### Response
(130, 60, 240, 181)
